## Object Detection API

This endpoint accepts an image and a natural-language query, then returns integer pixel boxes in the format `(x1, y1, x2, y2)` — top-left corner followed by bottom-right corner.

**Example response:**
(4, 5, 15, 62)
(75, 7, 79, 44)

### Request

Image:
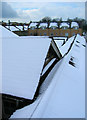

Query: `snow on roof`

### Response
(42, 58, 56, 75)
(59, 35, 75, 56)
(49, 22, 58, 27)
(71, 22, 79, 28)
(20, 36, 49, 38)
(75, 34, 86, 47)
(53, 37, 67, 42)
(53, 36, 67, 48)
(11, 34, 85, 118)
(24, 25, 28, 30)
(2, 36, 51, 100)
(29, 23, 38, 28)
(39, 23, 48, 28)
(0, 25, 18, 37)
(54, 40, 64, 48)
(60, 22, 69, 28)
(5, 26, 9, 29)
(35, 36, 85, 118)
(9, 26, 19, 31)
(16, 26, 23, 31)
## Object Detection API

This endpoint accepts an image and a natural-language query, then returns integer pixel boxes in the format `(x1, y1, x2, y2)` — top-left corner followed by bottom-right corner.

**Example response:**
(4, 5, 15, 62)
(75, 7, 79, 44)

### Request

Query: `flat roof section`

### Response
(2, 35, 51, 100)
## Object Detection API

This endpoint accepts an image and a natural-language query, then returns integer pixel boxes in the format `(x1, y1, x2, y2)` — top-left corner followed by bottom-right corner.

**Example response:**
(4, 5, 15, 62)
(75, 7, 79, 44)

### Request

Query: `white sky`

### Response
(0, 1, 86, 23)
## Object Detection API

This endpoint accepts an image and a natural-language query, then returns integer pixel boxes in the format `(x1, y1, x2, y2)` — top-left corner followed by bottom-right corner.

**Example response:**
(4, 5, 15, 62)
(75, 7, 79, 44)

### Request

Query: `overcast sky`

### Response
(0, 2, 85, 22)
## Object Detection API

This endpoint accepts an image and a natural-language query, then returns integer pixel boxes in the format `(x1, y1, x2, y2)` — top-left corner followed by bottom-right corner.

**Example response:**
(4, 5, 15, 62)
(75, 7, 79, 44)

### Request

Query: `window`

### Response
(30, 27, 35, 30)
(72, 32, 75, 36)
(51, 27, 56, 29)
(40, 33, 42, 36)
(44, 33, 47, 36)
(62, 26, 68, 29)
(51, 33, 53, 36)
(65, 33, 68, 36)
(41, 27, 46, 30)
(61, 33, 63, 36)
(30, 33, 32, 35)
(74, 27, 78, 30)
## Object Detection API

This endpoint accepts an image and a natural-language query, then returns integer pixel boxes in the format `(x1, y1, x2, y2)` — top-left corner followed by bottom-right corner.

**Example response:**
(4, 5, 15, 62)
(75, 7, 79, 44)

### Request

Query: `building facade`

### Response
(28, 22, 82, 37)
(4, 21, 82, 37)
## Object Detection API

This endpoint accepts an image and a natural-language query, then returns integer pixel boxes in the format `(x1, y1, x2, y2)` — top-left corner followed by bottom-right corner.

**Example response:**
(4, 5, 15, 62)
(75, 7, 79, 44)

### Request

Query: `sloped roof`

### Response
(29, 23, 38, 28)
(53, 36, 68, 48)
(39, 23, 48, 28)
(1, 25, 52, 100)
(60, 22, 69, 28)
(9, 26, 19, 31)
(59, 35, 75, 56)
(49, 22, 58, 27)
(0, 25, 18, 37)
(16, 26, 23, 31)
(71, 22, 79, 28)
(24, 25, 28, 30)
(11, 34, 85, 118)
(2, 33, 51, 99)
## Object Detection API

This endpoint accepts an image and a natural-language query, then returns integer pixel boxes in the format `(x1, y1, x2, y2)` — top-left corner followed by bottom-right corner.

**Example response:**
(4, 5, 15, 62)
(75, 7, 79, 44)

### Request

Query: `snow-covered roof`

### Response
(53, 37, 67, 42)
(53, 36, 67, 48)
(5, 26, 9, 29)
(54, 40, 64, 48)
(60, 22, 69, 28)
(11, 34, 85, 118)
(1, 27, 51, 99)
(42, 58, 56, 75)
(39, 23, 48, 28)
(16, 26, 23, 31)
(71, 22, 79, 28)
(59, 35, 75, 56)
(0, 25, 18, 37)
(9, 26, 19, 31)
(29, 23, 38, 28)
(49, 22, 58, 27)
(24, 25, 28, 30)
